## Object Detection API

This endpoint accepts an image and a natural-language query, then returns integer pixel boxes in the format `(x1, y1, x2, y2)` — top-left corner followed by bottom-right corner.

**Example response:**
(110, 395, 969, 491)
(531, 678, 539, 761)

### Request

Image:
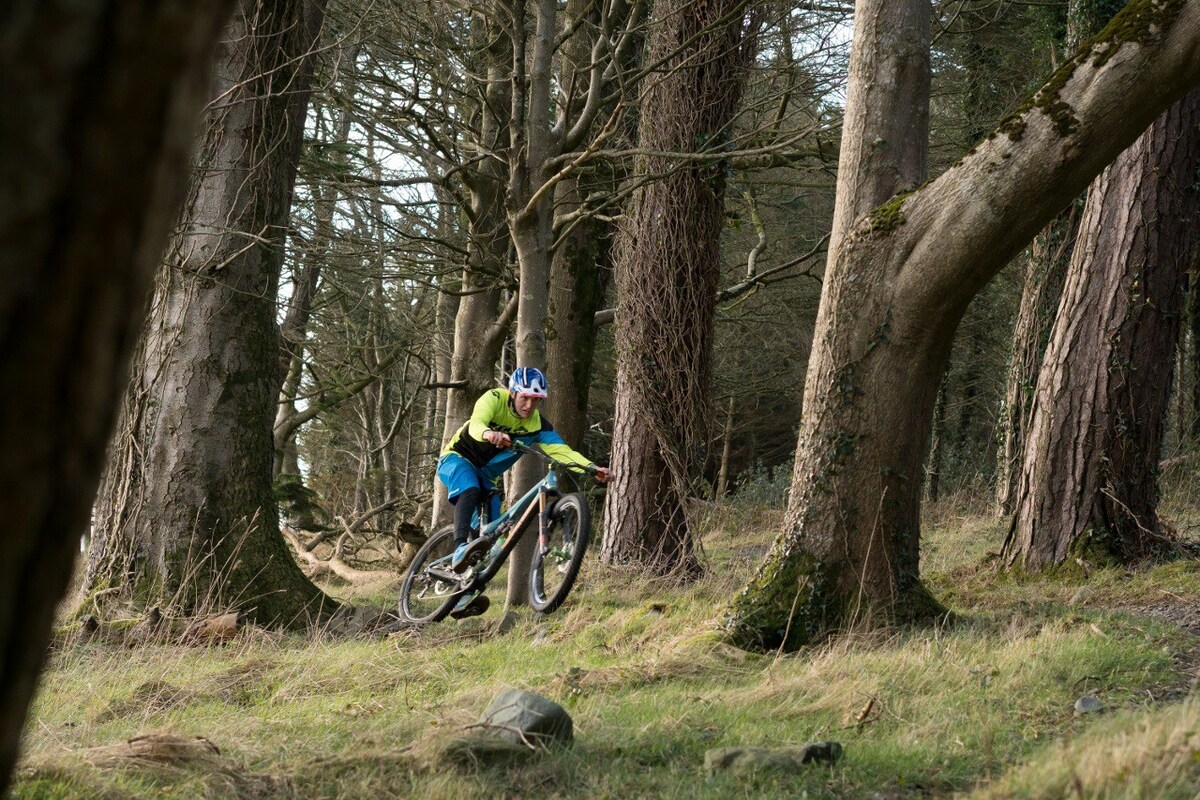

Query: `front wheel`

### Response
(529, 493, 591, 613)
(399, 526, 461, 624)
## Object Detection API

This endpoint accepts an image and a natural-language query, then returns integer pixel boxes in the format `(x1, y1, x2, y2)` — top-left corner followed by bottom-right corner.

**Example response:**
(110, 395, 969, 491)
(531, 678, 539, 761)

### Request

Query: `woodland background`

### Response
(4, 0, 1200, 796)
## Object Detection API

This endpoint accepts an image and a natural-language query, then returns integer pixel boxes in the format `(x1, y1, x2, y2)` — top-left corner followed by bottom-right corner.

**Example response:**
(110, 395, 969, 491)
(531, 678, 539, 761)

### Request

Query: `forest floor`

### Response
(12, 489, 1200, 799)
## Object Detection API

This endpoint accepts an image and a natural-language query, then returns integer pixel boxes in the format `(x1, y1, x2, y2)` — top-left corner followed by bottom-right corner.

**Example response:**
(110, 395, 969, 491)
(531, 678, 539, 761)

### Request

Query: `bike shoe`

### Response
(450, 593, 490, 619)
(451, 538, 489, 572)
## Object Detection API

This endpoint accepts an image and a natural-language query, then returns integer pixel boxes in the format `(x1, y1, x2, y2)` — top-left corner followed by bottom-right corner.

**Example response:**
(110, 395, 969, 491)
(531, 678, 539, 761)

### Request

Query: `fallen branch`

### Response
(284, 527, 399, 585)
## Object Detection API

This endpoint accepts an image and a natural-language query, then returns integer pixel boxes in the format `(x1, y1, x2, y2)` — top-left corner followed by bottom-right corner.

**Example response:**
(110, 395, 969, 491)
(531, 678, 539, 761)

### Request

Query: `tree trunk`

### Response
(927, 365, 949, 503)
(0, 2, 235, 792)
(994, 0, 1112, 515)
(429, 9, 514, 529)
(273, 100, 353, 479)
(545, 172, 611, 448)
(994, 209, 1077, 513)
(1004, 88, 1200, 567)
(1191, 268, 1200, 438)
(87, 0, 332, 625)
(716, 397, 737, 500)
(504, 0, 560, 609)
(722, 0, 1200, 651)
(543, 0, 634, 449)
(599, 0, 753, 576)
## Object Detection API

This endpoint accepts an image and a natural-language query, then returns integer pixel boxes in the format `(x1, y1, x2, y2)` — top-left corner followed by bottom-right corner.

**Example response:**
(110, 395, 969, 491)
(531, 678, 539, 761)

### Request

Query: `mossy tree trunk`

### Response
(1003, 87, 1200, 567)
(87, 0, 333, 626)
(598, 0, 755, 576)
(0, 2, 236, 792)
(723, 0, 1200, 651)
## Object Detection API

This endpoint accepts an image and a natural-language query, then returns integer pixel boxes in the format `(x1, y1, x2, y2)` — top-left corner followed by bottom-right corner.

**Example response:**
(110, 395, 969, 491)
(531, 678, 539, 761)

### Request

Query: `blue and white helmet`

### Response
(508, 366, 548, 398)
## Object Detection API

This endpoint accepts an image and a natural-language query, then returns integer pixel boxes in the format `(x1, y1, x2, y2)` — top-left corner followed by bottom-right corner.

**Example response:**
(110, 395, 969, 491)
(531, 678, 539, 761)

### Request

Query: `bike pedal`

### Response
(450, 594, 490, 619)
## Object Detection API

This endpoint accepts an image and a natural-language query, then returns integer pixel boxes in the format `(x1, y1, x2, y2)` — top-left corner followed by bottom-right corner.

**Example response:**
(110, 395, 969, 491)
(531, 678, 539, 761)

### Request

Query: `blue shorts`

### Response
(437, 453, 502, 520)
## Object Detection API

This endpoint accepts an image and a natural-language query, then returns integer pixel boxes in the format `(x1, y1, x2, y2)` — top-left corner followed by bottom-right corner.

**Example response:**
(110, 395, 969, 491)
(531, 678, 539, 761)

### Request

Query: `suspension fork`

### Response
(537, 472, 561, 552)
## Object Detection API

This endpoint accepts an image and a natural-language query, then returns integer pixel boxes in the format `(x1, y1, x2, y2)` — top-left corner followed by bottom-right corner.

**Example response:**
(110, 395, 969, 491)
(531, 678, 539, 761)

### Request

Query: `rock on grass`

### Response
(705, 742, 843, 776)
(479, 687, 573, 748)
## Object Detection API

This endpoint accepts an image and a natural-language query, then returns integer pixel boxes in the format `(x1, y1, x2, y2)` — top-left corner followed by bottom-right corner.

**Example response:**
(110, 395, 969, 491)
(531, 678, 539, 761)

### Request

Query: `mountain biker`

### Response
(437, 367, 613, 575)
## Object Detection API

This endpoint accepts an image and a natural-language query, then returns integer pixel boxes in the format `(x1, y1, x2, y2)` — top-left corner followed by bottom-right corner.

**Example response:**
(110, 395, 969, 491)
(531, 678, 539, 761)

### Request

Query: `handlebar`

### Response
(510, 440, 599, 476)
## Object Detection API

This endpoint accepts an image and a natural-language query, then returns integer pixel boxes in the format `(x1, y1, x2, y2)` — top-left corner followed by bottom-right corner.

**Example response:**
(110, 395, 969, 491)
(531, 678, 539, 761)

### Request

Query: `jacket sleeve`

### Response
(467, 390, 504, 440)
(530, 419, 592, 468)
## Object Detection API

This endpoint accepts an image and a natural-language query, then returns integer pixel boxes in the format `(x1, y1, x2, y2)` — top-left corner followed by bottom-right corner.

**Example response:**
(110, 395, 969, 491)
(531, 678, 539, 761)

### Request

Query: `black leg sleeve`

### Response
(453, 486, 481, 546)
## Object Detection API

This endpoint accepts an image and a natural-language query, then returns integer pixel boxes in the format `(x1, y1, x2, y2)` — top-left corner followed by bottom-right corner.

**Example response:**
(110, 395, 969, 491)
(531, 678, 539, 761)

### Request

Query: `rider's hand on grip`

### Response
(484, 430, 511, 447)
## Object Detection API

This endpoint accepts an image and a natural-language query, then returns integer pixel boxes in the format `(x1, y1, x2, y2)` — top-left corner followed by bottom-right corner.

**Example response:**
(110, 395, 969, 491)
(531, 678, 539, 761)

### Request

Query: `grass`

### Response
(13, 496, 1200, 799)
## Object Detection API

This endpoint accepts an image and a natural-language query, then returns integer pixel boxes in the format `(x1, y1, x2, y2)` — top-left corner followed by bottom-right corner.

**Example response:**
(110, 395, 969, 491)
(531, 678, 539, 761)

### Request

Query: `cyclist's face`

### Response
(514, 394, 540, 418)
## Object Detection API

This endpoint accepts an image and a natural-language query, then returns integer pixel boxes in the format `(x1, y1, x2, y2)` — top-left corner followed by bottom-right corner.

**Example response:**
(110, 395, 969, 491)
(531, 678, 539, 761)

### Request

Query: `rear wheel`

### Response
(529, 493, 591, 613)
(399, 526, 461, 624)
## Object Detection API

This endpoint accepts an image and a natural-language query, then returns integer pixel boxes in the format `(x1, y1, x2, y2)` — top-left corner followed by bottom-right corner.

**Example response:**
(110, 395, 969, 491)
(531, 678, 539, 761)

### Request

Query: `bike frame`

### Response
(427, 445, 577, 596)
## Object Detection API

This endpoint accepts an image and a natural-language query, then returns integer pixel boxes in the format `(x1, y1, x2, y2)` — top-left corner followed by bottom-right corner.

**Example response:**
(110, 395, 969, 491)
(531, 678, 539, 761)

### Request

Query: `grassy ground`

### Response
(13, 496, 1200, 799)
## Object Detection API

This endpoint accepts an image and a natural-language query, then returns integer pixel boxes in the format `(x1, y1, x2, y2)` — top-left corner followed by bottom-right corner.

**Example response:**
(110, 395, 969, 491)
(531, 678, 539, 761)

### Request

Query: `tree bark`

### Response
(723, 0, 1200, 651)
(599, 0, 754, 576)
(87, 0, 332, 626)
(1004, 87, 1200, 567)
(927, 364, 949, 503)
(0, 1, 236, 792)
(1191, 267, 1200, 437)
(994, 208, 1077, 513)
(504, 0, 639, 606)
(545, 172, 612, 449)
(994, 0, 1112, 515)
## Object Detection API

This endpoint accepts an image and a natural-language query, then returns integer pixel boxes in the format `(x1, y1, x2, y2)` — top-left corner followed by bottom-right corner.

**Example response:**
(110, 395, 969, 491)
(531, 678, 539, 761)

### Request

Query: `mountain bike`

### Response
(399, 442, 597, 624)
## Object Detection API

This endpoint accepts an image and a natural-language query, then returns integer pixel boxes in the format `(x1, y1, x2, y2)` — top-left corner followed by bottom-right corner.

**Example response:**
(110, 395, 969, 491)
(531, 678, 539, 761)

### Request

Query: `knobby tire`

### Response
(529, 493, 591, 613)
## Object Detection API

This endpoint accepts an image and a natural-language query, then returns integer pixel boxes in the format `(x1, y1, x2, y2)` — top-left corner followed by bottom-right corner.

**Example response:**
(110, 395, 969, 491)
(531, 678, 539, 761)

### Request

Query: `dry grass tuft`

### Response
(973, 699, 1200, 798)
(22, 734, 290, 799)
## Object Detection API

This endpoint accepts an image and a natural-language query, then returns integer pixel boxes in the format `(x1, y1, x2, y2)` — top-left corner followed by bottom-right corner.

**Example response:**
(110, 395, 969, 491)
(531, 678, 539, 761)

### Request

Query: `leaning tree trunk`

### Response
(1003, 88, 1200, 568)
(0, 2, 236, 793)
(994, 0, 1114, 515)
(722, 0, 1200, 652)
(598, 0, 753, 576)
(87, 0, 331, 625)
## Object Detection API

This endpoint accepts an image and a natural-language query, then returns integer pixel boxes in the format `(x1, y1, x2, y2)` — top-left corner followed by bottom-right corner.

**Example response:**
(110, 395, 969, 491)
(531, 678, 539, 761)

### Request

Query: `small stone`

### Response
(1074, 695, 1103, 714)
(481, 688, 573, 747)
